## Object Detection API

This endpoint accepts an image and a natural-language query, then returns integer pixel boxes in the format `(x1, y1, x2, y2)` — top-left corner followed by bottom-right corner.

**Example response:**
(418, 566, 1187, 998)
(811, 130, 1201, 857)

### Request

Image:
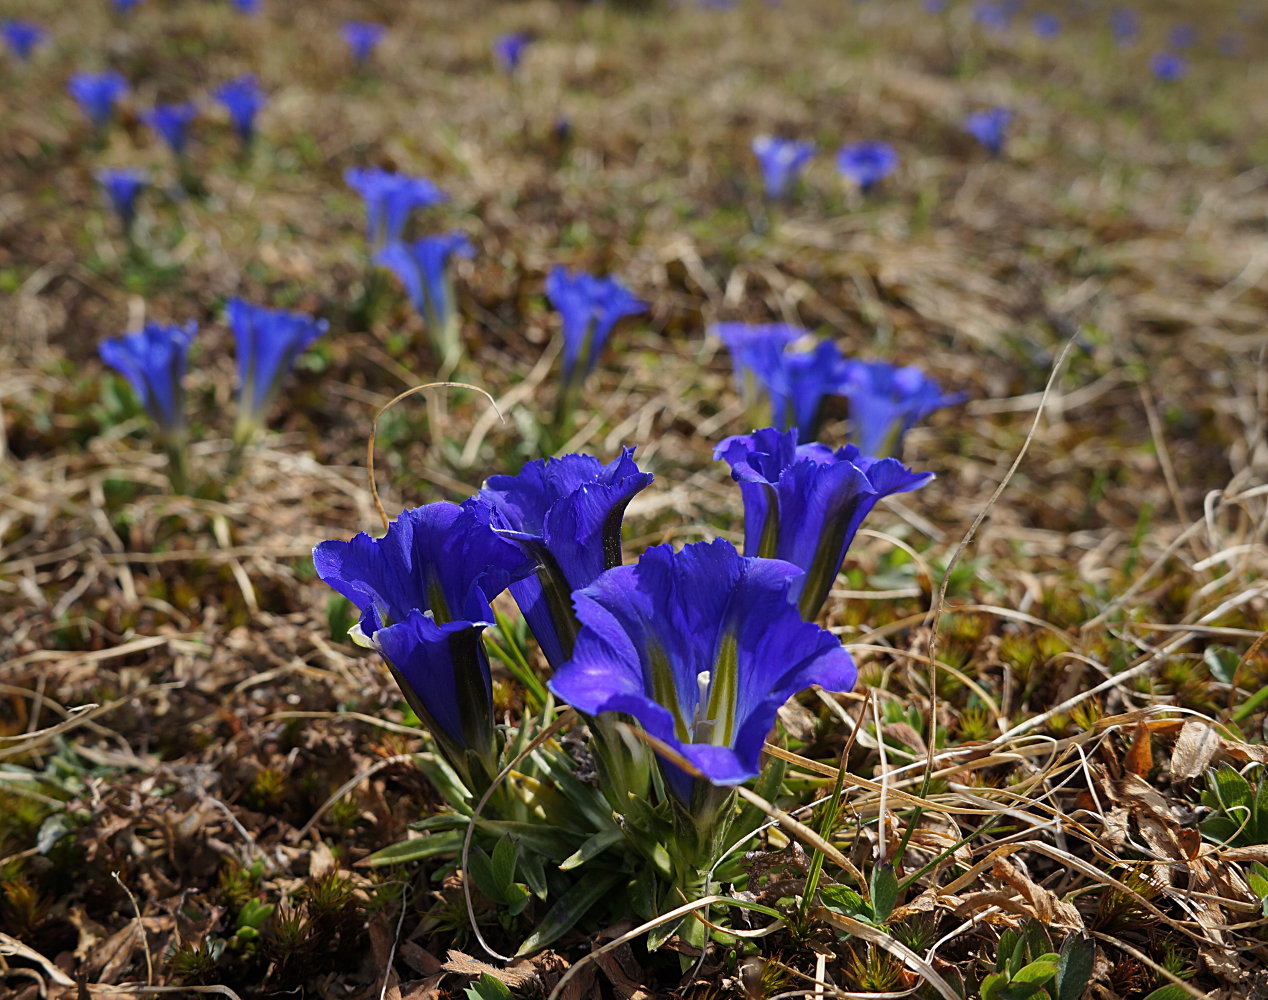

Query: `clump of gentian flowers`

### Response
(376, 232, 474, 372)
(313, 418, 933, 947)
(69, 70, 127, 134)
(836, 140, 898, 194)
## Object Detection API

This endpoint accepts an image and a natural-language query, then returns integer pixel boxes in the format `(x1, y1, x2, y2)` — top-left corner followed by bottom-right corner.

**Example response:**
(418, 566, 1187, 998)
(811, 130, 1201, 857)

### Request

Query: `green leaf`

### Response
(559, 829, 625, 871)
(1141, 985, 1193, 1000)
(464, 973, 513, 1000)
(364, 829, 466, 867)
(1232, 685, 1268, 724)
(515, 870, 623, 956)
(869, 863, 899, 923)
(1247, 871, 1268, 899)
(820, 884, 868, 920)
(997, 929, 1020, 973)
(1055, 935, 1095, 1000)
(981, 972, 1009, 1000)
(1013, 959, 1057, 986)
(491, 836, 518, 888)
(1210, 764, 1253, 811)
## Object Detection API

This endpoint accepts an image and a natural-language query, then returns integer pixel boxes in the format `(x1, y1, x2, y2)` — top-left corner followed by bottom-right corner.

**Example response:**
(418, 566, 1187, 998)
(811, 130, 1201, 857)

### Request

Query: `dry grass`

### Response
(2, 0, 1268, 996)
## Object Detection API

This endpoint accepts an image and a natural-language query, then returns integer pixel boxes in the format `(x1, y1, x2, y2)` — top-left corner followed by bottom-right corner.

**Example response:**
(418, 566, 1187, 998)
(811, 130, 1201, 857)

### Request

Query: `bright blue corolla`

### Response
(96, 167, 148, 234)
(2, 21, 47, 60)
(836, 141, 898, 192)
(345, 167, 448, 249)
(214, 76, 265, 146)
(342, 21, 386, 67)
(375, 232, 475, 366)
(837, 358, 963, 458)
(964, 107, 1013, 158)
(545, 266, 645, 392)
(69, 71, 127, 130)
(493, 31, 530, 72)
(751, 136, 815, 200)
(99, 321, 197, 437)
(142, 102, 197, 157)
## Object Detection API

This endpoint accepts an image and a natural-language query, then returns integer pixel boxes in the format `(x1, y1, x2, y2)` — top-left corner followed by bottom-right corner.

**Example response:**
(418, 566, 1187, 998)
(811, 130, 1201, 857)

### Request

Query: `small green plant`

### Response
(1200, 764, 1268, 846)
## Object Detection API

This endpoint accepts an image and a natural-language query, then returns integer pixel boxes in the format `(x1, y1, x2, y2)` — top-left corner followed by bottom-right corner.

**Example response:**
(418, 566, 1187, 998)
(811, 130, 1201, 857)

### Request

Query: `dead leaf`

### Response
(1170, 719, 1222, 780)
(991, 859, 1084, 928)
(442, 950, 538, 989)
(1123, 721, 1153, 779)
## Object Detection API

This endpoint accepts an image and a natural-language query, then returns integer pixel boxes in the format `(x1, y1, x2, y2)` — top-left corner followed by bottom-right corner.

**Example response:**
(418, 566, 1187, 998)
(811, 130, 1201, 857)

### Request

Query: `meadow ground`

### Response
(2, 0, 1268, 997)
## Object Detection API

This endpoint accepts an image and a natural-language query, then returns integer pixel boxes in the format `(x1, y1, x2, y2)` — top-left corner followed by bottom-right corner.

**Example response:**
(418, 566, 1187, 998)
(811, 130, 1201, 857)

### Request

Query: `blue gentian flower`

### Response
(549, 538, 856, 802)
(313, 502, 531, 779)
(1150, 51, 1188, 82)
(95, 167, 148, 235)
(344, 167, 448, 250)
(111, 0, 143, 12)
(713, 322, 801, 402)
(214, 75, 265, 146)
(545, 266, 646, 393)
(837, 358, 963, 458)
(972, 1, 1012, 31)
(964, 107, 1013, 157)
(715, 428, 933, 619)
(342, 21, 386, 67)
(141, 102, 197, 157)
(2, 21, 48, 61)
(765, 340, 849, 441)
(835, 141, 898, 193)
(68, 71, 127, 131)
(1168, 23, 1196, 49)
(374, 232, 475, 366)
(751, 136, 816, 201)
(478, 448, 654, 670)
(229, 0, 261, 12)
(1032, 13, 1060, 38)
(1110, 7, 1138, 46)
(227, 298, 328, 446)
(99, 321, 197, 436)
(492, 31, 531, 73)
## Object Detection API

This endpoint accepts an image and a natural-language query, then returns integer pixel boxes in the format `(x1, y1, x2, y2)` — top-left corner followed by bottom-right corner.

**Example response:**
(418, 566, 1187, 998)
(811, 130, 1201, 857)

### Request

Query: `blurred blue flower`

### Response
(2, 21, 48, 61)
(1168, 23, 1196, 49)
(229, 0, 261, 12)
(342, 21, 386, 67)
(375, 232, 475, 366)
(1150, 51, 1188, 82)
(837, 358, 963, 457)
(227, 298, 328, 445)
(965, 107, 1013, 157)
(751, 135, 816, 201)
(344, 167, 448, 250)
(1032, 13, 1060, 38)
(99, 321, 197, 438)
(478, 448, 654, 670)
(95, 167, 148, 235)
(214, 76, 265, 146)
(111, 0, 143, 12)
(923, 0, 948, 11)
(713, 322, 800, 401)
(715, 427, 933, 619)
(835, 140, 898, 193)
(972, 1, 1012, 31)
(141, 102, 197, 157)
(545, 266, 645, 393)
(492, 31, 530, 73)
(69, 71, 127, 131)
(549, 538, 856, 802)
(313, 502, 531, 780)
(1109, 7, 1138, 46)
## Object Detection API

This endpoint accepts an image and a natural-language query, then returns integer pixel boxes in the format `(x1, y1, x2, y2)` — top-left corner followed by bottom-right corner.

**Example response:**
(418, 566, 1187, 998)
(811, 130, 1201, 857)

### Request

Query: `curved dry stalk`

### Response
(811, 907, 960, 1000)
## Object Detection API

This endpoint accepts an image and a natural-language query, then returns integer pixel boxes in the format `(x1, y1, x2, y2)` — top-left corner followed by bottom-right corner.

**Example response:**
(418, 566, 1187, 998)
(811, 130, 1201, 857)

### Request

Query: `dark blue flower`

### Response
(227, 298, 328, 444)
(837, 358, 963, 457)
(1150, 51, 1188, 82)
(95, 167, 148, 234)
(972, 1, 1012, 31)
(715, 427, 933, 619)
(342, 21, 386, 67)
(69, 71, 127, 130)
(344, 167, 448, 249)
(111, 0, 143, 12)
(713, 322, 801, 402)
(478, 448, 653, 670)
(751, 136, 816, 200)
(964, 107, 1013, 157)
(229, 0, 261, 12)
(375, 232, 475, 364)
(313, 502, 531, 773)
(549, 539, 856, 801)
(1032, 13, 1060, 38)
(1109, 7, 1138, 46)
(545, 266, 645, 391)
(99, 321, 197, 437)
(835, 141, 898, 193)
(2, 21, 48, 61)
(492, 31, 531, 72)
(141, 102, 197, 157)
(214, 75, 265, 146)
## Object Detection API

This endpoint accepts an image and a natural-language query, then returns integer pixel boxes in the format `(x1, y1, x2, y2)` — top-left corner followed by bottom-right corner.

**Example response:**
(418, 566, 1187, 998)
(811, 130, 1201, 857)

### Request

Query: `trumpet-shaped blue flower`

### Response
(965, 107, 1013, 157)
(837, 358, 963, 458)
(713, 322, 801, 401)
(549, 539, 856, 801)
(229, 0, 261, 13)
(342, 21, 386, 67)
(1151, 51, 1187, 82)
(1032, 13, 1060, 38)
(478, 448, 654, 670)
(227, 298, 328, 445)
(751, 136, 816, 200)
(313, 502, 531, 773)
(142, 102, 197, 157)
(96, 167, 148, 234)
(493, 31, 530, 73)
(375, 232, 475, 365)
(2, 21, 47, 61)
(214, 75, 265, 146)
(1109, 7, 1138, 47)
(69, 71, 127, 131)
(99, 321, 197, 437)
(715, 428, 933, 619)
(972, 1, 1012, 31)
(111, 0, 143, 12)
(836, 141, 898, 193)
(545, 267, 645, 391)
(345, 167, 448, 249)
